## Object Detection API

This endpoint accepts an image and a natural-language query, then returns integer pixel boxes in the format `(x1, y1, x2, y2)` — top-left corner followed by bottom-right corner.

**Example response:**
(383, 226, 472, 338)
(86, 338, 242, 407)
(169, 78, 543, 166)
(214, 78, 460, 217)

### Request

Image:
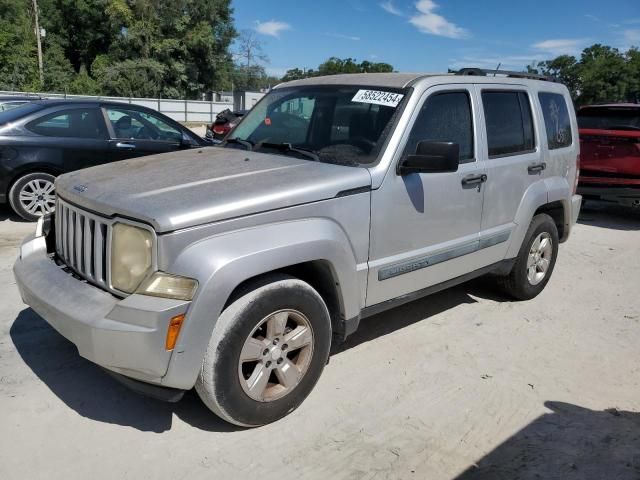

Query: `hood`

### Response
(56, 147, 372, 232)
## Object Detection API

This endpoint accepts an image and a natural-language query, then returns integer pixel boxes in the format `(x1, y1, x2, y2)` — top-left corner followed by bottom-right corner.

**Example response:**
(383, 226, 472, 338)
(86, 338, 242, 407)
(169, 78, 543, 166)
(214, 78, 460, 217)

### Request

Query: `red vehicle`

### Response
(577, 104, 640, 208)
(205, 109, 246, 142)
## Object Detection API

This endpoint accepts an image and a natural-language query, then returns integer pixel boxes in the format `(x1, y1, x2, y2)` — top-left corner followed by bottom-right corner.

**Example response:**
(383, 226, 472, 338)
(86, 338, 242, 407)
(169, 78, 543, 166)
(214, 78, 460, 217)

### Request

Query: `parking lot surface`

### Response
(0, 203, 638, 480)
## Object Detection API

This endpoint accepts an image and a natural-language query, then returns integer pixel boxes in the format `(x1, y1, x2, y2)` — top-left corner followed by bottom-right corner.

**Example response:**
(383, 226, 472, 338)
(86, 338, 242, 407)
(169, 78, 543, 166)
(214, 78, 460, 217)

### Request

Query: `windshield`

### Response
(578, 107, 640, 131)
(227, 85, 408, 166)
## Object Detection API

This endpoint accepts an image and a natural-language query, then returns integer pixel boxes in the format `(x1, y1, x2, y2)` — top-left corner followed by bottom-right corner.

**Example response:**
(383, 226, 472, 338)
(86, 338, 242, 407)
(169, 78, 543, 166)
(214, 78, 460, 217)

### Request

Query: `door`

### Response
(25, 107, 111, 171)
(367, 86, 487, 306)
(103, 106, 187, 161)
(475, 86, 544, 263)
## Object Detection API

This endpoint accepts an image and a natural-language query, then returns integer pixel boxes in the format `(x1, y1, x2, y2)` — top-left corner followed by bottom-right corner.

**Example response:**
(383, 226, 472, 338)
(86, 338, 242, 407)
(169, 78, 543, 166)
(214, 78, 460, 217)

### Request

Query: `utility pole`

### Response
(32, 0, 44, 87)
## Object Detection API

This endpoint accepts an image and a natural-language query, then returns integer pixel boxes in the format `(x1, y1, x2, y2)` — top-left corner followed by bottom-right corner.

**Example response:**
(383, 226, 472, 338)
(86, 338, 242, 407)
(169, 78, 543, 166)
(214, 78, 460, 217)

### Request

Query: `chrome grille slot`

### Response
(56, 198, 110, 289)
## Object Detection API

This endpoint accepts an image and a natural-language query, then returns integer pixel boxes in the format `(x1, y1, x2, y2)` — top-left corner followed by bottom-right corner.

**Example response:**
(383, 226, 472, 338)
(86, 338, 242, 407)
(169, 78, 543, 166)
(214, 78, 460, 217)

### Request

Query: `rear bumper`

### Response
(13, 233, 191, 388)
(577, 185, 640, 207)
(571, 194, 582, 225)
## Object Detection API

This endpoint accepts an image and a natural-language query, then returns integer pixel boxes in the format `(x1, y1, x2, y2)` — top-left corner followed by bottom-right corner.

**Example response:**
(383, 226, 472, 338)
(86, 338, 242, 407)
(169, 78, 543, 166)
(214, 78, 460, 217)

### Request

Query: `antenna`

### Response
(493, 63, 501, 77)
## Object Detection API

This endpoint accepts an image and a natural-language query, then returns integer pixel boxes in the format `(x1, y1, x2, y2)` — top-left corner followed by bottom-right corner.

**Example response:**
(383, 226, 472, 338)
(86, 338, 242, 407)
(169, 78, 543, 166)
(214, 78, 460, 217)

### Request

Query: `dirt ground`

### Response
(0, 202, 638, 480)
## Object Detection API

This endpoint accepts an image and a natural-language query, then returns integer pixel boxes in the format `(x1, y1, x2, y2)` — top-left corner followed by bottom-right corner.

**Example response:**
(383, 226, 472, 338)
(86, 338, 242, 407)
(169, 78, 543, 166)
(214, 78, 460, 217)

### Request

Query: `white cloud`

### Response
(584, 14, 600, 22)
(532, 38, 589, 56)
(325, 32, 361, 41)
(266, 67, 291, 78)
(449, 54, 546, 72)
(380, 1, 403, 16)
(623, 29, 640, 47)
(409, 0, 469, 39)
(255, 20, 291, 38)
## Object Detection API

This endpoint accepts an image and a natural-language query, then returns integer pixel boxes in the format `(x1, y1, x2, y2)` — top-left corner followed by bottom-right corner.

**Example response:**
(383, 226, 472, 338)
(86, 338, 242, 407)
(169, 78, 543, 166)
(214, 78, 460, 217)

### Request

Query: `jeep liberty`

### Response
(14, 70, 582, 426)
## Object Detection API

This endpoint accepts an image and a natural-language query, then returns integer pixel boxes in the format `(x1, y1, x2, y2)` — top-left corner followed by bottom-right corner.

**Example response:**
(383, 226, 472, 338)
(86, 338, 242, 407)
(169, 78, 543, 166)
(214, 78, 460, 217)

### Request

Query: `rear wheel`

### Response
(195, 274, 332, 427)
(8, 172, 56, 222)
(498, 213, 559, 300)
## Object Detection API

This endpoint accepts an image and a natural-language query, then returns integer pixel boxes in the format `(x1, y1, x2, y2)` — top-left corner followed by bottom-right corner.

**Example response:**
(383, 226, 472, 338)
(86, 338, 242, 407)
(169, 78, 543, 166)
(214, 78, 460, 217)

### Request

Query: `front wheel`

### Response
(195, 274, 332, 427)
(498, 213, 559, 300)
(8, 172, 56, 222)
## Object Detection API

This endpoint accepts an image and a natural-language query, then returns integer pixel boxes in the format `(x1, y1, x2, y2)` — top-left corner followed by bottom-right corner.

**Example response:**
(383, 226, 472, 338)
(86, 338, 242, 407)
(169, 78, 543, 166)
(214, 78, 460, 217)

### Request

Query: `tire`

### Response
(195, 274, 332, 427)
(498, 213, 559, 300)
(8, 172, 56, 222)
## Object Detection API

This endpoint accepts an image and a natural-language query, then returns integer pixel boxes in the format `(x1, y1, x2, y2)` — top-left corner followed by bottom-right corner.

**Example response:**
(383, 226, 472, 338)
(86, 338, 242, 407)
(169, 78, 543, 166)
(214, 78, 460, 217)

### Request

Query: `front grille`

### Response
(55, 198, 111, 289)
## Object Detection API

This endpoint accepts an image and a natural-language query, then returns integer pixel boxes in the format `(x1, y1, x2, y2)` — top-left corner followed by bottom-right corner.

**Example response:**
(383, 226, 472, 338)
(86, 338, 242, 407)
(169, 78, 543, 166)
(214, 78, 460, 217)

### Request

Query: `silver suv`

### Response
(14, 70, 582, 426)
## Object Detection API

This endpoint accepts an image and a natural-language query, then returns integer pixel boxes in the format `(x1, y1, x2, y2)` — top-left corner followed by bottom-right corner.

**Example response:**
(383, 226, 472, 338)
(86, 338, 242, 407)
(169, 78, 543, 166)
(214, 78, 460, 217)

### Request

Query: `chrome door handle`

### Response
(461, 173, 487, 185)
(528, 162, 546, 173)
(116, 142, 136, 150)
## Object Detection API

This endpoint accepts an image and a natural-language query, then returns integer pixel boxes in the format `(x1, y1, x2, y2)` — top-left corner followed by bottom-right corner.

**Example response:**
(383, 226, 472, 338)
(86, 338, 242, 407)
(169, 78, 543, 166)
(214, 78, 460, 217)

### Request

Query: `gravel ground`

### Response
(0, 202, 638, 480)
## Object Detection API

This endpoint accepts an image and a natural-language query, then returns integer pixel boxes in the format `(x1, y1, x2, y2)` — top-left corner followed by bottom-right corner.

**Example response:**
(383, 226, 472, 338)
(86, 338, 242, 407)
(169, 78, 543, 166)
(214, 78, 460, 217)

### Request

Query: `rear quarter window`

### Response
(538, 93, 573, 149)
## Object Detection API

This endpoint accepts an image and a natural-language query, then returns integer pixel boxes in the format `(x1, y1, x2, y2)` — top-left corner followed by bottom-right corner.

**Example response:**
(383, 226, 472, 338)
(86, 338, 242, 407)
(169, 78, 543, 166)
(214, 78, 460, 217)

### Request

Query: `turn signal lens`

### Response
(166, 314, 186, 351)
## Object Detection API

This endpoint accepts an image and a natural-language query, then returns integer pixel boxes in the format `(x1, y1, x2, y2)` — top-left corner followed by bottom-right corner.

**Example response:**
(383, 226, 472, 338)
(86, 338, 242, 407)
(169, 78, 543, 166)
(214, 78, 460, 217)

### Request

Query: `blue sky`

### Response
(231, 0, 640, 77)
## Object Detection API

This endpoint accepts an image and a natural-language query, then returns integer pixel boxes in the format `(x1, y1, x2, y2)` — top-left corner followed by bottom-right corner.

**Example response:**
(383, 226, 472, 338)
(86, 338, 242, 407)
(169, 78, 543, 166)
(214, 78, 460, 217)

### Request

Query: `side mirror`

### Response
(397, 141, 460, 175)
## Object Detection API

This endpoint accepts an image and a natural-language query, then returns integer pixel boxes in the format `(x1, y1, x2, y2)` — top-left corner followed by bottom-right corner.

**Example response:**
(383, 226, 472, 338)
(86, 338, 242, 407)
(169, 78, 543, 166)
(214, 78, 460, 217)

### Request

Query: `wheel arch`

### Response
(160, 218, 363, 389)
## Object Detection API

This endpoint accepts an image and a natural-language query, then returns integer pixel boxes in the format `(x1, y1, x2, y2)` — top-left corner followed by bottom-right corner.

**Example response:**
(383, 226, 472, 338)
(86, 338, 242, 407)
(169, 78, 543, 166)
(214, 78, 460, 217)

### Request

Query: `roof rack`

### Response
(455, 68, 558, 83)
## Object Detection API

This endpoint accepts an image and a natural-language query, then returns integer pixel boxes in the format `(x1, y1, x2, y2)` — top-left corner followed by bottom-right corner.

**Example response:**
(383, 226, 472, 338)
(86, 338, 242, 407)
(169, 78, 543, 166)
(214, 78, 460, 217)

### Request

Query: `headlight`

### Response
(111, 223, 153, 293)
(137, 272, 198, 301)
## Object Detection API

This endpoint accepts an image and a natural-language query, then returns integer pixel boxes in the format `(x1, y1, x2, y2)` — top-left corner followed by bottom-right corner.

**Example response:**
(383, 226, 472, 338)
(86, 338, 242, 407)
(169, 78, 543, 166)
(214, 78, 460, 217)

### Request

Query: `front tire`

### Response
(8, 172, 56, 222)
(195, 274, 332, 427)
(498, 213, 559, 300)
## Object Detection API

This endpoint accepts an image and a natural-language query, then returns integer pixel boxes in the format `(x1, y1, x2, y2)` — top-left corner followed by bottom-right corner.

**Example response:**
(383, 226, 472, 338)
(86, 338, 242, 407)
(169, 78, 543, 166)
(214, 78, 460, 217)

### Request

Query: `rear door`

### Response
(103, 106, 190, 161)
(25, 107, 111, 171)
(475, 86, 542, 263)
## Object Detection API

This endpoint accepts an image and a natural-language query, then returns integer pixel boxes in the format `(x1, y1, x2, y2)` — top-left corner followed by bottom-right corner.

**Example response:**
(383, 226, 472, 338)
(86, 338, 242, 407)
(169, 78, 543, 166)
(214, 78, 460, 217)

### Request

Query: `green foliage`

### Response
(0, 0, 39, 90)
(529, 44, 640, 105)
(281, 57, 395, 83)
(0, 0, 236, 98)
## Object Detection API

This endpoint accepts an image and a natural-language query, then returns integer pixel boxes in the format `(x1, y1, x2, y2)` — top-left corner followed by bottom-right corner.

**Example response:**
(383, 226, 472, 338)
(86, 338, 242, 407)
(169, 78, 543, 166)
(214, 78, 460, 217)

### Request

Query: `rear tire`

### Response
(195, 274, 332, 427)
(498, 213, 559, 300)
(8, 172, 56, 222)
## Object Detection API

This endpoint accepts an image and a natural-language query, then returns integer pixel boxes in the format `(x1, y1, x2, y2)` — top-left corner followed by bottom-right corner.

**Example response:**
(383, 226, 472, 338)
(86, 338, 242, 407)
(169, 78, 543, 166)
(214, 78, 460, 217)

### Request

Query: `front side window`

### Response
(105, 107, 183, 142)
(482, 91, 535, 157)
(228, 85, 408, 166)
(403, 91, 474, 164)
(27, 108, 107, 139)
(539, 92, 573, 149)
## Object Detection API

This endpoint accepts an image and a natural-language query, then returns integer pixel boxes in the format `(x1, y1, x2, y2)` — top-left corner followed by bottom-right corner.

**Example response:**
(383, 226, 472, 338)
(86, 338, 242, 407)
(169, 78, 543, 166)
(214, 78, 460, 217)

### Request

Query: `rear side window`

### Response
(482, 91, 535, 157)
(27, 108, 107, 139)
(539, 93, 573, 149)
(404, 91, 474, 163)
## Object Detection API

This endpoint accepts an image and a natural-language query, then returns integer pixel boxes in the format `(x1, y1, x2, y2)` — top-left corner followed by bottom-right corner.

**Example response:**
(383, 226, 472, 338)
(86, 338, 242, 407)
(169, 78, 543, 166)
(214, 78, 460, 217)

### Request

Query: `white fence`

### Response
(0, 90, 252, 124)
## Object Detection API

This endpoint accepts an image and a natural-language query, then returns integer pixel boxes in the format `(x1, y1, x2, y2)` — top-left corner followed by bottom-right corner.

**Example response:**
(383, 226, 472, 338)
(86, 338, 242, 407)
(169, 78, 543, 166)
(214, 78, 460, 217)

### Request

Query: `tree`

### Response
(0, 0, 39, 91)
(528, 43, 640, 105)
(281, 57, 395, 83)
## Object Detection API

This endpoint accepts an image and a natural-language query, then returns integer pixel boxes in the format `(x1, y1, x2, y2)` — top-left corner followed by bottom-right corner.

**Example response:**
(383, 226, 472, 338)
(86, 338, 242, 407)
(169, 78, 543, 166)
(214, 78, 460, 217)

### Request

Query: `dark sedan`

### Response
(0, 100, 209, 220)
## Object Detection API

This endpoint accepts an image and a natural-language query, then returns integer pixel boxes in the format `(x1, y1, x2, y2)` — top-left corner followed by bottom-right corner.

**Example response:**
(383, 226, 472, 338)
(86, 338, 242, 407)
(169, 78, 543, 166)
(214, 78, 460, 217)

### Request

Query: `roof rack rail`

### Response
(455, 68, 558, 83)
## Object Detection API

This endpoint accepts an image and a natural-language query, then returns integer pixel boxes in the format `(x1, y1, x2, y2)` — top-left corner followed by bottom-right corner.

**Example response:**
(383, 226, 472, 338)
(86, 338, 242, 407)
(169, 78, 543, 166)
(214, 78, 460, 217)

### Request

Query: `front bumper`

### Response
(13, 233, 191, 389)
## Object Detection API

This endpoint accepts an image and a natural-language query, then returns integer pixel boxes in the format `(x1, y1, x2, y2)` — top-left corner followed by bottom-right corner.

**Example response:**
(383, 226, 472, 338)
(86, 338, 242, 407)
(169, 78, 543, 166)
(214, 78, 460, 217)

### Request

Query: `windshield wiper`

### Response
(224, 137, 254, 150)
(257, 142, 320, 161)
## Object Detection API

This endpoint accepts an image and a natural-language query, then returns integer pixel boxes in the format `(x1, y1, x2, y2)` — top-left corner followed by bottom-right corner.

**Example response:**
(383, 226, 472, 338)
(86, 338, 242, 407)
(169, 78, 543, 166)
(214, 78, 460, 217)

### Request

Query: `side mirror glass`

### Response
(397, 141, 460, 175)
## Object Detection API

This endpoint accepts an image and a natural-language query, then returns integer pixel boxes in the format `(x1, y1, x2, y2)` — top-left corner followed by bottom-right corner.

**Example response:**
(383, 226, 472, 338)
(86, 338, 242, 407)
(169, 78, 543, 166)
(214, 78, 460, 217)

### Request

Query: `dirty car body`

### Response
(14, 72, 582, 426)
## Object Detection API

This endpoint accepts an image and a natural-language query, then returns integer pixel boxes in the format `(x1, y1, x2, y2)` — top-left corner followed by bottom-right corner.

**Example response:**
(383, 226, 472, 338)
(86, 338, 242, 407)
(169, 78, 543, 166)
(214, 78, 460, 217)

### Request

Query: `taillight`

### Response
(573, 154, 580, 194)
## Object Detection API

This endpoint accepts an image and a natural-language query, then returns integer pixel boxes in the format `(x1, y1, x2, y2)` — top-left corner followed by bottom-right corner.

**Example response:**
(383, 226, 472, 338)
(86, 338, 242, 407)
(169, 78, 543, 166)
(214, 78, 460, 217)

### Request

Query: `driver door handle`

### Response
(116, 142, 136, 150)
(461, 173, 487, 186)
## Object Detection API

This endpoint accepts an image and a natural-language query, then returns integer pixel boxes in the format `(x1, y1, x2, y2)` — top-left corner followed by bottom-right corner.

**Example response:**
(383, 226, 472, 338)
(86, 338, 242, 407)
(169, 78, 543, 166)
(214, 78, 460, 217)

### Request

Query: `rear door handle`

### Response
(116, 142, 136, 150)
(528, 162, 546, 173)
(461, 173, 487, 186)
